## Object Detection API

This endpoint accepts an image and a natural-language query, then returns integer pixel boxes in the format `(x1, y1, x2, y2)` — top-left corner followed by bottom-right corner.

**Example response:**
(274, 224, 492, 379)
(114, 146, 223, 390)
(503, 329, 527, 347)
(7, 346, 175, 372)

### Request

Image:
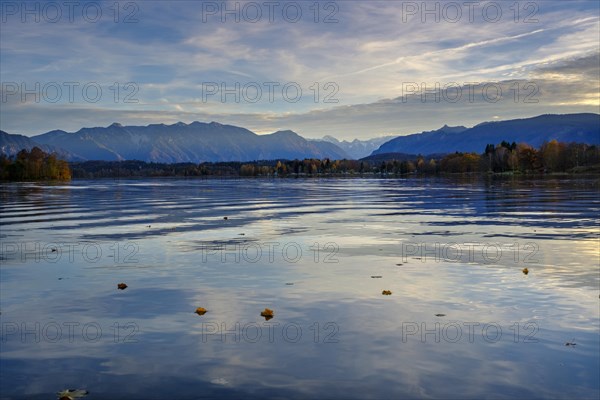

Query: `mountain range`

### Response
(318, 135, 396, 159)
(0, 130, 81, 160)
(372, 113, 600, 156)
(1, 113, 598, 163)
(1, 122, 349, 162)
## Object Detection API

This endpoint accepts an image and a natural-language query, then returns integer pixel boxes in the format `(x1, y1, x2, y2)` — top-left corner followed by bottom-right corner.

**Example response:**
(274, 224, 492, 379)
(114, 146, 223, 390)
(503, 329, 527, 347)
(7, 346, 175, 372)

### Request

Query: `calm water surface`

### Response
(1, 178, 599, 399)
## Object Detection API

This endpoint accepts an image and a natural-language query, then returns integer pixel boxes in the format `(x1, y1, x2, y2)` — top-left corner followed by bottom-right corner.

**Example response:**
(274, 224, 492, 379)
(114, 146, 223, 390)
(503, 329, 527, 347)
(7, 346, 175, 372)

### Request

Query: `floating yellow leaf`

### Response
(260, 308, 274, 320)
(195, 307, 207, 316)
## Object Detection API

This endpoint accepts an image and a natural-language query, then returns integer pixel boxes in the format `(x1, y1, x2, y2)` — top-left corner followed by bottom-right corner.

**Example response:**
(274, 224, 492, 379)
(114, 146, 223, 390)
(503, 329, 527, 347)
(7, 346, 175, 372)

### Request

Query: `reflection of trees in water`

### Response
(0, 183, 75, 219)
(481, 177, 598, 230)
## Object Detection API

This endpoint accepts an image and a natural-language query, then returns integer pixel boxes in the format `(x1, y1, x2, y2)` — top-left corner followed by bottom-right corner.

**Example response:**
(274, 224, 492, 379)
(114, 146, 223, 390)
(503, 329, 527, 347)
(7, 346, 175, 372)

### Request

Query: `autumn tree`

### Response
(0, 147, 71, 181)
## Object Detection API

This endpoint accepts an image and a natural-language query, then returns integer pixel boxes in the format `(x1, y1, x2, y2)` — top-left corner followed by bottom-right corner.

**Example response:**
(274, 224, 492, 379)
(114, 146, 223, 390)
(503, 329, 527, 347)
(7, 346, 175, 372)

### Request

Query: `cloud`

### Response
(1, 1, 598, 139)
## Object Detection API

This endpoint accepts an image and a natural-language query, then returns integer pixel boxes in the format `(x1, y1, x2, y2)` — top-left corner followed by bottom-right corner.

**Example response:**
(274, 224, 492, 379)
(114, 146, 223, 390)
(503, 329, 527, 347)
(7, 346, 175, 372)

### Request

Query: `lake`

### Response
(1, 177, 599, 399)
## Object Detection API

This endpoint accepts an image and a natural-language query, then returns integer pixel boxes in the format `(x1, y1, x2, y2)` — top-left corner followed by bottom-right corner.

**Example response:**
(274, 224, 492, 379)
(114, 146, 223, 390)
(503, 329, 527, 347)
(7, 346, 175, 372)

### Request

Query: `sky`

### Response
(1, 0, 599, 139)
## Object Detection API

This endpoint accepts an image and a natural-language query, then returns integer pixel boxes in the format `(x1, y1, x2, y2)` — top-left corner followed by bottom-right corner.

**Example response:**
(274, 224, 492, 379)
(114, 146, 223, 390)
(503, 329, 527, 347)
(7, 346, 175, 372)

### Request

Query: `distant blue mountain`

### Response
(317, 135, 397, 159)
(372, 113, 600, 156)
(25, 121, 349, 162)
(0, 130, 81, 160)
(2, 114, 598, 162)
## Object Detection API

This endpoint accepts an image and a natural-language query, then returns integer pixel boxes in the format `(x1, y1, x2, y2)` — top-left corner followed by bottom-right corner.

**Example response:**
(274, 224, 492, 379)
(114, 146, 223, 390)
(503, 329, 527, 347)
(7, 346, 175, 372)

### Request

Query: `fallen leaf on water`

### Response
(57, 389, 89, 400)
(522, 268, 529, 275)
(260, 308, 274, 320)
(382, 290, 392, 295)
(195, 307, 207, 316)
(117, 283, 128, 290)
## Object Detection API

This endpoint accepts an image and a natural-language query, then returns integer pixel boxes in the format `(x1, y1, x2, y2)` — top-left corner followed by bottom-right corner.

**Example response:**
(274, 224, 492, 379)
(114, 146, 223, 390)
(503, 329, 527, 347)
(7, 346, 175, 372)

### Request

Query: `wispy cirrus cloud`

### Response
(1, 0, 598, 138)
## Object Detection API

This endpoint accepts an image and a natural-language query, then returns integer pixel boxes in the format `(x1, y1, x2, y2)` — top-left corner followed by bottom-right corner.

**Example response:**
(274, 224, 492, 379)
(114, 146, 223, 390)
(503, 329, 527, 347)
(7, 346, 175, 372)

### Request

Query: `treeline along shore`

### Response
(1, 140, 599, 181)
(67, 140, 600, 178)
